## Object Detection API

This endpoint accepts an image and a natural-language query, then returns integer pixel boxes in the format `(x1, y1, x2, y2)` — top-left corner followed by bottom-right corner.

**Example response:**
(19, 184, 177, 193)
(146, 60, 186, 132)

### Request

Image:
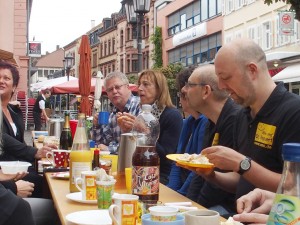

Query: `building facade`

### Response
(222, 0, 300, 92)
(156, 0, 223, 67)
(0, 0, 32, 96)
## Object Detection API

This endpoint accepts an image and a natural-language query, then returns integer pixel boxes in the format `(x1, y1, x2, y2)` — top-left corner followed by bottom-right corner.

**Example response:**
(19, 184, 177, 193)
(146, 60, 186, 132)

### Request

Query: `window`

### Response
(132, 26, 137, 39)
(108, 40, 111, 55)
(235, 30, 243, 38)
(112, 38, 115, 53)
(247, 26, 260, 45)
(209, 0, 217, 17)
(101, 43, 104, 58)
(168, 33, 221, 65)
(262, 21, 272, 50)
(120, 57, 124, 73)
(104, 42, 107, 56)
(194, 14, 200, 24)
(235, 0, 244, 9)
(93, 53, 97, 67)
(44, 70, 48, 77)
(201, 0, 208, 21)
(49, 70, 54, 75)
(127, 59, 130, 73)
(132, 60, 138, 72)
(38, 70, 43, 77)
(226, 0, 234, 14)
(187, 57, 193, 65)
(187, 18, 193, 28)
(127, 27, 131, 41)
(120, 30, 124, 47)
(180, 14, 186, 30)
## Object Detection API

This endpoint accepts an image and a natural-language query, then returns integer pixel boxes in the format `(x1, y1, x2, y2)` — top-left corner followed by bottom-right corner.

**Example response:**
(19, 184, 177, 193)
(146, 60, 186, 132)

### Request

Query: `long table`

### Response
(45, 173, 225, 225)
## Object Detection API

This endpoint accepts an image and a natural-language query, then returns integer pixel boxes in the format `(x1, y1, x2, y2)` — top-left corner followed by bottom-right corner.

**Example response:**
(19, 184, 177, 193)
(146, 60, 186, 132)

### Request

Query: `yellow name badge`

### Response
(254, 122, 276, 149)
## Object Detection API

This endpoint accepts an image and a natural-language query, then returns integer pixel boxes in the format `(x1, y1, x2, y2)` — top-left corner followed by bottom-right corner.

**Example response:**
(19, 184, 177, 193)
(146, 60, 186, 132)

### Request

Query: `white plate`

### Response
(66, 210, 112, 225)
(66, 192, 97, 204)
(51, 172, 70, 180)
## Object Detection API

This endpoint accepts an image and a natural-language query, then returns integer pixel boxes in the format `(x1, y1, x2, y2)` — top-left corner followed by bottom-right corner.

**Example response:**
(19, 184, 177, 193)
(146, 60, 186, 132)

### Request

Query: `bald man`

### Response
(192, 38, 300, 201)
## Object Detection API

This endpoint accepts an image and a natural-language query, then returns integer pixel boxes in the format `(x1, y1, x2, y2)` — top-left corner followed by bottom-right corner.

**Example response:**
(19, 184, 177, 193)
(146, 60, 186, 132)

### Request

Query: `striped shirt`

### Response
(93, 95, 140, 152)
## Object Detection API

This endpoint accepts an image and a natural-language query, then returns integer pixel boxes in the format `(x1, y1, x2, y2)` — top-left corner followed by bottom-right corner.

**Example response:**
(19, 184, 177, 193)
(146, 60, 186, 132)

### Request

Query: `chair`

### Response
(27, 98, 36, 130)
(16, 91, 27, 128)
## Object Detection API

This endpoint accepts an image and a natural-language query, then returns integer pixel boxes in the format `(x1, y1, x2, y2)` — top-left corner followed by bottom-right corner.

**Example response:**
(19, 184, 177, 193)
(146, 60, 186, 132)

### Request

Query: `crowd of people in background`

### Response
(1, 37, 300, 224)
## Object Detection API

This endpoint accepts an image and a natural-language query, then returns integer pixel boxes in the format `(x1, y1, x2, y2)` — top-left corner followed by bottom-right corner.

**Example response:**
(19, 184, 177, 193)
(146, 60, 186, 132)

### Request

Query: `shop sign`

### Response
(173, 23, 207, 46)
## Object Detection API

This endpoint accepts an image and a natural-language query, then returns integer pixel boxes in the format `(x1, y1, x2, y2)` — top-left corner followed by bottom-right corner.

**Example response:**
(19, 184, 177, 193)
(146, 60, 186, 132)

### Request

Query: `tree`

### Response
(264, 0, 300, 21)
(150, 27, 163, 68)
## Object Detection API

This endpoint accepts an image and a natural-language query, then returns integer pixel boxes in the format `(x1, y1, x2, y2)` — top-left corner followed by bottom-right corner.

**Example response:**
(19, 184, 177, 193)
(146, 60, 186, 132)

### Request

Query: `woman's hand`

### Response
(35, 144, 58, 159)
(16, 180, 35, 197)
(0, 171, 28, 181)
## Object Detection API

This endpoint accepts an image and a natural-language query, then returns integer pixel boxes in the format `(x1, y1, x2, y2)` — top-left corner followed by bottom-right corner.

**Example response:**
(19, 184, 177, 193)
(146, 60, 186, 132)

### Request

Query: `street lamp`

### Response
(63, 54, 74, 110)
(123, 0, 150, 72)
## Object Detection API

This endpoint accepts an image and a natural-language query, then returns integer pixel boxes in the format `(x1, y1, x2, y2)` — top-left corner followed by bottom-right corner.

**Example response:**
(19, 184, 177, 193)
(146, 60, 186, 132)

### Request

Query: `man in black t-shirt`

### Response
(181, 64, 241, 215)
(195, 39, 300, 206)
(33, 89, 51, 131)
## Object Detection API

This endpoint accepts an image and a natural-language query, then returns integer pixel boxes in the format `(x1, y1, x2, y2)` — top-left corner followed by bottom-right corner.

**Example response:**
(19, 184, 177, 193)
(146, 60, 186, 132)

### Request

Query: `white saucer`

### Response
(66, 210, 112, 225)
(66, 192, 97, 204)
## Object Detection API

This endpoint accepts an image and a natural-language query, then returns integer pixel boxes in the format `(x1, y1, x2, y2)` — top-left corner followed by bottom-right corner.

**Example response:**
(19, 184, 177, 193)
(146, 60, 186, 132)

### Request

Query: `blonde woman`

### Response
(120, 69, 183, 184)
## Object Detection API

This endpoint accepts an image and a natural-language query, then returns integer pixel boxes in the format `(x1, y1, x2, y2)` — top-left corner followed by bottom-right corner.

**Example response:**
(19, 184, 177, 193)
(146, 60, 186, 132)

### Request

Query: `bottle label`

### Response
(267, 194, 300, 225)
(132, 166, 159, 195)
(71, 162, 92, 184)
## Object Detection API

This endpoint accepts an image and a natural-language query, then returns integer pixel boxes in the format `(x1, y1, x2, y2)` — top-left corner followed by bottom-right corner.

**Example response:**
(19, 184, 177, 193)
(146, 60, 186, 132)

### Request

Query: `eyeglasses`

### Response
(177, 92, 186, 98)
(185, 82, 214, 91)
(106, 84, 127, 93)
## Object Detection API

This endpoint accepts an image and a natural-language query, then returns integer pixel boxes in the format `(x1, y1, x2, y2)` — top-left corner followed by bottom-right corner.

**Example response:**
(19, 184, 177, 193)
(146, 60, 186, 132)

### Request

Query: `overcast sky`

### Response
(29, 0, 122, 54)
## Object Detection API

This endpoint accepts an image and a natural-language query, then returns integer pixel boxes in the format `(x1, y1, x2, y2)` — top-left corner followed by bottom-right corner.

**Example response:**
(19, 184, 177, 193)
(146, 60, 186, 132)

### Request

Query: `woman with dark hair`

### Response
(0, 60, 56, 198)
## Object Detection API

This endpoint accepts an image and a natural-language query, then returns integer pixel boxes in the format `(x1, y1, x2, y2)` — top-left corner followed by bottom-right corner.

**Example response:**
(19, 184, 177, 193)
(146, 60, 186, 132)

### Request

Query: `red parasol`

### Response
(78, 35, 92, 116)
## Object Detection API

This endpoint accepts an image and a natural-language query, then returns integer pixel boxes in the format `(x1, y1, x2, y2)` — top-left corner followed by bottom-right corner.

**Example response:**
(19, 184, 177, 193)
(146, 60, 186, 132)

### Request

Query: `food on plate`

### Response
(221, 217, 244, 225)
(176, 153, 212, 165)
(38, 135, 45, 143)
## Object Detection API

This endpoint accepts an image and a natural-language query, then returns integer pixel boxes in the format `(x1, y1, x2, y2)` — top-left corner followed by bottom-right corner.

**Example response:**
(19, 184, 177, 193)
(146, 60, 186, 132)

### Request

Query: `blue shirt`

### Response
(167, 114, 208, 195)
(93, 95, 140, 152)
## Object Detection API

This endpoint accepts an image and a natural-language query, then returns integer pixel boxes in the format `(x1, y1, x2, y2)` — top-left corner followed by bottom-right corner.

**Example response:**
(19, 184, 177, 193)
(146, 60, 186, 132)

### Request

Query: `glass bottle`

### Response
(267, 143, 300, 225)
(93, 149, 100, 170)
(69, 113, 92, 193)
(59, 111, 73, 150)
(131, 104, 160, 202)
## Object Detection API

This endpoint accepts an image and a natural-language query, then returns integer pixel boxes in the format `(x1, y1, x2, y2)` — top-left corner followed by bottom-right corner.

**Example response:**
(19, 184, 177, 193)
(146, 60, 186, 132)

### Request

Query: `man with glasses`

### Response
(167, 66, 208, 195)
(181, 64, 241, 215)
(187, 39, 300, 223)
(93, 71, 140, 152)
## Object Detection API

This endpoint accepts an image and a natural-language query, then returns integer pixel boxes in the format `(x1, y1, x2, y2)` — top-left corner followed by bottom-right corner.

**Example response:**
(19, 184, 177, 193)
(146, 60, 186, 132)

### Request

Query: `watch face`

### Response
(241, 159, 250, 170)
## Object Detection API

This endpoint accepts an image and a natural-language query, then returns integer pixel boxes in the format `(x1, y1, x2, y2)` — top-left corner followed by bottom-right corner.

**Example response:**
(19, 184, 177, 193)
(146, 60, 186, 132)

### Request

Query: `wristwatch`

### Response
(238, 157, 252, 175)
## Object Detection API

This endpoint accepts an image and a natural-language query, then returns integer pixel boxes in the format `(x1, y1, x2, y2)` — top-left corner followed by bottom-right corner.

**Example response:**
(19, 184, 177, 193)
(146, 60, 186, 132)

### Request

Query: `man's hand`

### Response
(232, 213, 269, 225)
(35, 144, 58, 159)
(117, 112, 136, 133)
(15, 180, 35, 197)
(93, 113, 99, 126)
(201, 146, 245, 172)
(236, 188, 275, 214)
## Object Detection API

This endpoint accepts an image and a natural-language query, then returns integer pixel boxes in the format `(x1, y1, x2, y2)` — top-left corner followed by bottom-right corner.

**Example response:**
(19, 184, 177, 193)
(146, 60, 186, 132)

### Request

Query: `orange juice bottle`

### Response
(69, 113, 92, 193)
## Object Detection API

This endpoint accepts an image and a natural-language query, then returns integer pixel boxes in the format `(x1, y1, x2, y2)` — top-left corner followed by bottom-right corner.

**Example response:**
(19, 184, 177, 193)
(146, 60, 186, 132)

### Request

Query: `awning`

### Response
(272, 64, 300, 83)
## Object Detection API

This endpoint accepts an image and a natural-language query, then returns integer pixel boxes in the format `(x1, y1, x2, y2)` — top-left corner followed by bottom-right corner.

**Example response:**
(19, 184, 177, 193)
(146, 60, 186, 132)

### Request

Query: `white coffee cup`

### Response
(75, 171, 97, 200)
(184, 209, 220, 225)
(109, 194, 139, 225)
(149, 206, 178, 221)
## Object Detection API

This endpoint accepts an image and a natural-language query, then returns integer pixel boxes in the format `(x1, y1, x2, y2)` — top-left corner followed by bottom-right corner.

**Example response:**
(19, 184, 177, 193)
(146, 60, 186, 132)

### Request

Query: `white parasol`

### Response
(94, 71, 104, 113)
